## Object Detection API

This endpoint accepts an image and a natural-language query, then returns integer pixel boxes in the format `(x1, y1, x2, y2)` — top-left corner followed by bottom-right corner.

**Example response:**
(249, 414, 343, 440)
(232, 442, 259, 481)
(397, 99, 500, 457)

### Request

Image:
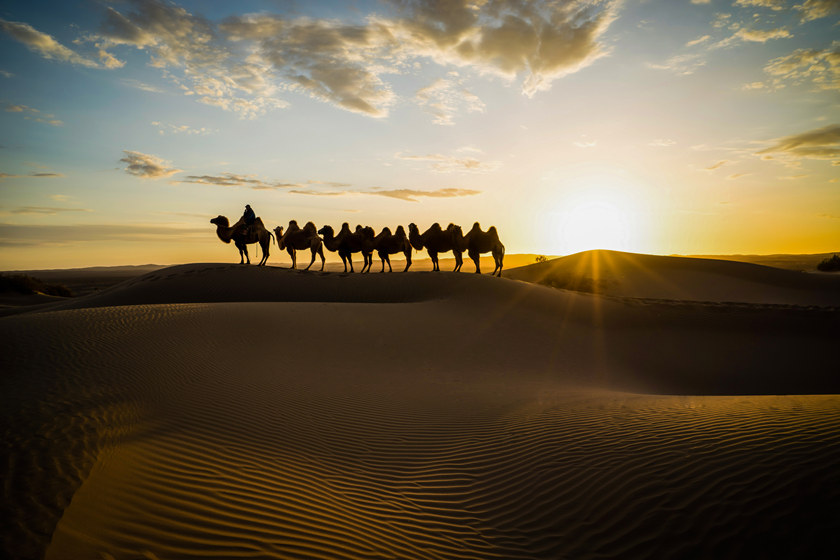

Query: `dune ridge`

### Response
(3, 256, 839, 558)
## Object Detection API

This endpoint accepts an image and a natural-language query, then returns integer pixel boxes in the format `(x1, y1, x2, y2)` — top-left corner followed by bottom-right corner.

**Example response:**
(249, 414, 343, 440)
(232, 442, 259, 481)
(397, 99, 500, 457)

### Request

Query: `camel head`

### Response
(317, 225, 334, 238)
(274, 226, 285, 249)
(210, 215, 229, 227)
(408, 223, 424, 250)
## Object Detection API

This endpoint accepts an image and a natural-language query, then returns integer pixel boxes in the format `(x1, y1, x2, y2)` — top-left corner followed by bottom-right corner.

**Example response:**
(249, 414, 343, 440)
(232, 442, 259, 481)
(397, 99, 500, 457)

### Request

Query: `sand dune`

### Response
(2, 257, 839, 559)
(504, 249, 840, 306)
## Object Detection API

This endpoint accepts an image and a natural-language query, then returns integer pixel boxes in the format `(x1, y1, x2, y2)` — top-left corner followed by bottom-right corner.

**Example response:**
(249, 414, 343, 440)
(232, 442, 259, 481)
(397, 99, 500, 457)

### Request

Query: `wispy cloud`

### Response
(395, 149, 500, 173)
(763, 43, 840, 93)
(415, 72, 485, 125)
(3, 102, 63, 126)
(734, 0, 785, 10)
(795, 0, 840, 22)
(9, 206, 92, 215)
(706, 160, 729, 171)
(0, 223, 206, 247)
(757, 123, 840, 165)
(367, 187, 480, 202)
(120, 150, 182, 179)
(151, 121, 213, 135)
(649, 139, 677, 147)
(289, 186, 481, 202)
(0, 171, 64, 181)
(0, 18, 100, 68)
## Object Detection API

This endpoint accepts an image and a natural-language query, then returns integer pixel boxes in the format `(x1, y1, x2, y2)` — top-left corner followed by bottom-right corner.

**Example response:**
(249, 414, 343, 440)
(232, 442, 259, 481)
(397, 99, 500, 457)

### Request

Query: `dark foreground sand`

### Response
(2, 252, 839, 559)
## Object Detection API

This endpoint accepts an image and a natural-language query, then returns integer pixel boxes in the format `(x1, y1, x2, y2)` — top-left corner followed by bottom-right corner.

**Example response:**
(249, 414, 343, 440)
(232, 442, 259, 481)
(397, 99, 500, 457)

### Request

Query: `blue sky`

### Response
(1, 0, 838, 269)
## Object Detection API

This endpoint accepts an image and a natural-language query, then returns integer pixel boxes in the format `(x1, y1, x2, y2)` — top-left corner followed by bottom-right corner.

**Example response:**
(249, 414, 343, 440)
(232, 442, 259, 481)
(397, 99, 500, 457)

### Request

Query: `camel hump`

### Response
(488, 225, 498, 237)
(380, 226, 392, 236)
(303, 221, 317, 232)
(395, 225, 405, 235)
(288, 219, 299, 229)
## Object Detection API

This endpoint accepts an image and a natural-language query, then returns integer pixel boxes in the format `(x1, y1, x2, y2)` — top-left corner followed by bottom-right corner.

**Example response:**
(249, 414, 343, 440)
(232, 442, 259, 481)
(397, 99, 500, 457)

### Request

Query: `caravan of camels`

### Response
(210, 214, 505, 276)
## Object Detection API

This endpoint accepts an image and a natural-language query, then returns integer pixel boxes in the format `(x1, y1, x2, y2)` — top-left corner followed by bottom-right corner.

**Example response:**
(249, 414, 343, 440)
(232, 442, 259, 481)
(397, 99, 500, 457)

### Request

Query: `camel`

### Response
(408, 222, 464, 272)
(317, 223, 372, 273)
(355, 225, 376, 273)
(464, 222, 505, 276)
(373, 226, 412, 272)
(210, 215, 272, 265)
(274, 220, 325, 271)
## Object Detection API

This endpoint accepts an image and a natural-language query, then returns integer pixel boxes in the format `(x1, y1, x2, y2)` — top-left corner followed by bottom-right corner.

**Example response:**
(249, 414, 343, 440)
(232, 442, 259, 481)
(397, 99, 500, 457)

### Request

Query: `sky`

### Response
(1, 0, 838, 269)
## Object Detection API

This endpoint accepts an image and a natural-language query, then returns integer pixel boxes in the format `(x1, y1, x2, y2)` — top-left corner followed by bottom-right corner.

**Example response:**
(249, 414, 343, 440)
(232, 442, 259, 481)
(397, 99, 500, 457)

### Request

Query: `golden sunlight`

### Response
(552, 189, 643, 255)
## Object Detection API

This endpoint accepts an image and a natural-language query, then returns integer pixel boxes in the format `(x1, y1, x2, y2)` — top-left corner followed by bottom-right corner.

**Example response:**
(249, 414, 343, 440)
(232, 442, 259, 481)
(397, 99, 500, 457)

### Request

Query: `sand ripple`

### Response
(2, 300, 839, 559)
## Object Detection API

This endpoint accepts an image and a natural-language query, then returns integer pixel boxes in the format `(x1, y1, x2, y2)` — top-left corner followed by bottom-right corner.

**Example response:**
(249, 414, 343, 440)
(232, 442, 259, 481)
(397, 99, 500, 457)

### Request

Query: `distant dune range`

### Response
(2, 251, 839, 559)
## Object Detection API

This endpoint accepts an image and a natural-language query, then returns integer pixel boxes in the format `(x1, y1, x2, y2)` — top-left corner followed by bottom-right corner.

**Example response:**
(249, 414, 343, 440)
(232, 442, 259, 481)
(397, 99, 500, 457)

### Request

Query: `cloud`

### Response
(0, 18, 100, 68)
(178, 174, 350, 191)
(0, 223, 206, 247)
(706, 160, 729, 170)
(0, 171, 64, 181)
(9, 206, 92, 215)
(732, 28, 792, 43)
(151, 121, 213, 135)
(178, 173, 293, 189)
(726, 173, 750, 180)
(757, 124, 840, 165)
(734, 0, 785, 9)
(395, 150, 500, 173)
(686, 35, 711, 47)
(288, 186, 482, 202)
(415, 72, 485, 125)
(649, 139, 676, 147)
(795, 0, 840, 22)
(647, 53, 707, 76)
(81, 0, 618, 119)
(763, 43, 840, 92)
(3, 102, 63, 126)
(573, 139, 597, 148)
(120, 150, 182, 178)
(367, 187, 481, 202)
(741, 81, 766, 90)
(121, 78, 167, 93)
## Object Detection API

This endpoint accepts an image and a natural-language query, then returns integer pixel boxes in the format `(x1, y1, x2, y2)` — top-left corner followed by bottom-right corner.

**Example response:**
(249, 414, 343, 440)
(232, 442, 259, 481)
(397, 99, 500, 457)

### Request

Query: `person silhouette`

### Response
(241, 204, 256, 236)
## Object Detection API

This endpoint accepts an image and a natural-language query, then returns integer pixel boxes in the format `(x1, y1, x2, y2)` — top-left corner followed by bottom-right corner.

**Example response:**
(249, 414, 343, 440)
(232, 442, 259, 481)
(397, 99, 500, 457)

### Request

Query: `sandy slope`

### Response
(504, 249, 840, 306)
(2, 258, 839, 559)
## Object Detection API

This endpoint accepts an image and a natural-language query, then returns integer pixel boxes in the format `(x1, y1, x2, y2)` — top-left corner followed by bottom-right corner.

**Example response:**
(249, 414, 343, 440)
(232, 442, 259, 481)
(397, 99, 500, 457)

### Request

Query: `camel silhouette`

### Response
(373, 226, 413, 272)
(210, 215, 272, 265)
(408, 222, 464, 272)
(465, 222, 505, 276)
(318, 223, 372, 273)
(274, 220, 325, 271)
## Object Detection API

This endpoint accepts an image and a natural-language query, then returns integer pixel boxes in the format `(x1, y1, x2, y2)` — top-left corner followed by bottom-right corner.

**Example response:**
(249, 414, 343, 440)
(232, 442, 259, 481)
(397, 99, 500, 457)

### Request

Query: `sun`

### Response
(551, 188, 643, 255)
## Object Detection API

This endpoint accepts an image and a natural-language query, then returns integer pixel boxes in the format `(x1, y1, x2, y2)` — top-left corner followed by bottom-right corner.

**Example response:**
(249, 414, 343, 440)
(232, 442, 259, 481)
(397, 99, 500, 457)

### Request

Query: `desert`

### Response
(3, 251, 839, 559)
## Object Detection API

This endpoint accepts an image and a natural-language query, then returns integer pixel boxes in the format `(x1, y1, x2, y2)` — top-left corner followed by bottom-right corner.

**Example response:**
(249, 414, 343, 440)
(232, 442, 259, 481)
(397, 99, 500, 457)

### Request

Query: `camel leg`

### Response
(470, 250, 480, 273)
(305, 248, 315, 271)
(384, 254, 392, 272)
(239, 243, 250, 265)
(403, 249, 411, 272)
(430, 251, 438, 271)
(318, 247, 325, 271)
(453, 251, 462, 272)
(259, 240, 269, 266)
